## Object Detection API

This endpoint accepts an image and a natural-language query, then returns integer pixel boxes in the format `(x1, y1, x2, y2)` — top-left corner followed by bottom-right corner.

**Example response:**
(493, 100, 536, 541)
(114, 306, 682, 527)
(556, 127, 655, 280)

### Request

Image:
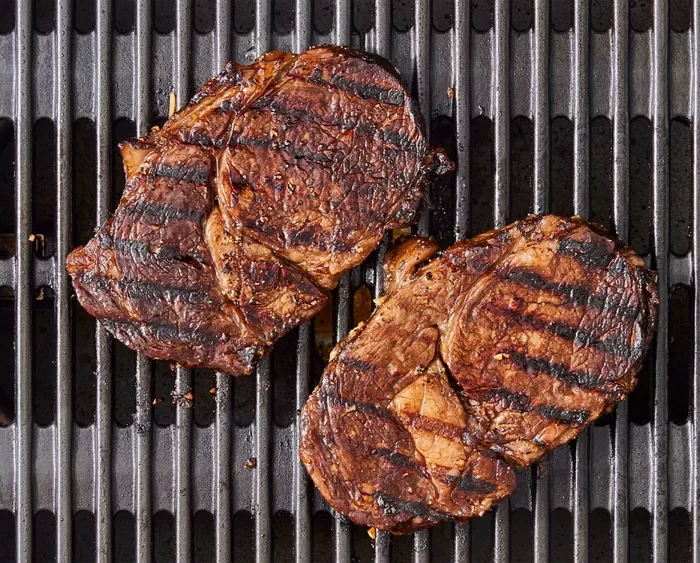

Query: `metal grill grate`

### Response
(0, 0, 697, 561)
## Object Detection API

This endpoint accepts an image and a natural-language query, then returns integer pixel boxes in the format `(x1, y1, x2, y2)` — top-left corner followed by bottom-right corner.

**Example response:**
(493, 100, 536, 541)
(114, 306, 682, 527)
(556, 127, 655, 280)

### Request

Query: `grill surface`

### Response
(0, 0, 697, 561)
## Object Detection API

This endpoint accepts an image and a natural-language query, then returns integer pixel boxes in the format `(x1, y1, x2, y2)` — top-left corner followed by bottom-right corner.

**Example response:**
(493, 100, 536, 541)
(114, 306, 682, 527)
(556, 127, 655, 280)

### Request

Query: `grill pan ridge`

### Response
(0, 0, 695, 561)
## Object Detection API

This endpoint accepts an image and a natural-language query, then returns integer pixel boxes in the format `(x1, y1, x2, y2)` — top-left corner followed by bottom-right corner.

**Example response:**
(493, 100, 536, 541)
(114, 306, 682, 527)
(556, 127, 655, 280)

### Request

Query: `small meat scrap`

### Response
(300, 215, 658, 533)
(245, 457, 257, 470)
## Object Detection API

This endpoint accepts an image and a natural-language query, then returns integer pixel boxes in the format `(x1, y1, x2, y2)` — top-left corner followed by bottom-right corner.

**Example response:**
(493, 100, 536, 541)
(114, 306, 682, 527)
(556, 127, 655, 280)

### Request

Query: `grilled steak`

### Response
(66, 46, 451, 375)
(300, 215, 658, 533)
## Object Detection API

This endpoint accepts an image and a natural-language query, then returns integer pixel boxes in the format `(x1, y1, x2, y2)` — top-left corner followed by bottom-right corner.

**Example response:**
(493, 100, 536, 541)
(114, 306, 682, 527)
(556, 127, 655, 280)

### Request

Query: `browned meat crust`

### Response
(66, 46, 451, 375)
(299, 215, 658, 532)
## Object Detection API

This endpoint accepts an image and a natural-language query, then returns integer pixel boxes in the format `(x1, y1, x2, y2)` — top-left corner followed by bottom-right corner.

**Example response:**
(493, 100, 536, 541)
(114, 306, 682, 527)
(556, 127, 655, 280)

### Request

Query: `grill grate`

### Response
(0, 0, 696, 561)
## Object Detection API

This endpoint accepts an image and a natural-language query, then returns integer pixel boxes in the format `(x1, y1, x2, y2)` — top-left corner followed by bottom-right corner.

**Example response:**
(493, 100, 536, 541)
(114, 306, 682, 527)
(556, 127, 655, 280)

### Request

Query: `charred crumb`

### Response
(245, 457, 257, 470)
(171, 390, 194, 408)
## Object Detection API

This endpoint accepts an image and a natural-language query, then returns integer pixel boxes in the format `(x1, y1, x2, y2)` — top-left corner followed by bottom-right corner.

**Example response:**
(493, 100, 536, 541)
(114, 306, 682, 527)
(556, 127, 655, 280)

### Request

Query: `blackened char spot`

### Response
(558, 237, 614, 268)
(374, 447, 428, 477)
(123, 200, 206, 223)
(375, 493, 447, 521)
(500, 268, 640, 319)
(537, 404, 590, 424)
(443, 474, 498, 494)
(505, 350, 603, 390)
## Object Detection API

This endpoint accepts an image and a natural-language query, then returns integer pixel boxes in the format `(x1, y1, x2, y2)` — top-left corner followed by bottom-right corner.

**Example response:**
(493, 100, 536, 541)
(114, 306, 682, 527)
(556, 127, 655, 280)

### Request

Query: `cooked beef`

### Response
(299, 215, 658, 533)
(66, 46, 451, 375)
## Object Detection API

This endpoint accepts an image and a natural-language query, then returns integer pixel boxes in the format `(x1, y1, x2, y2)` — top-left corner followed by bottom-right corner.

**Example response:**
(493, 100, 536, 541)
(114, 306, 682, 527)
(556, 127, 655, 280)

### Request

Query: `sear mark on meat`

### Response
(66, 46, 452, 375)
(299, 215, 659, 533)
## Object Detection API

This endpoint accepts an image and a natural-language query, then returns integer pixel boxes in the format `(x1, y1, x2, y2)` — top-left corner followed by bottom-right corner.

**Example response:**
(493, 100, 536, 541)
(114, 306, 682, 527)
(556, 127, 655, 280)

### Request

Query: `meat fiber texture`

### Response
(66, 46, 451, 375)
(300, 215, 659, 533)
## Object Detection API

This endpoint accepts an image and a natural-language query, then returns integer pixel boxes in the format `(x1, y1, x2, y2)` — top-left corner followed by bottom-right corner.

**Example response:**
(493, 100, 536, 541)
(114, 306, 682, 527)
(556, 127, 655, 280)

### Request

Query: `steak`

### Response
(66, 46, 451, 375)
(299, 215, 658, 533)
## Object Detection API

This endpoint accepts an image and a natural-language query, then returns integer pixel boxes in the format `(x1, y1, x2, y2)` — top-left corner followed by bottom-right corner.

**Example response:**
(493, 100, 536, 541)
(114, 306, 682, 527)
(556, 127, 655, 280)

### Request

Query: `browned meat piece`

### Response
(300, 215, 658, 532)
(66, 46, 451, 375)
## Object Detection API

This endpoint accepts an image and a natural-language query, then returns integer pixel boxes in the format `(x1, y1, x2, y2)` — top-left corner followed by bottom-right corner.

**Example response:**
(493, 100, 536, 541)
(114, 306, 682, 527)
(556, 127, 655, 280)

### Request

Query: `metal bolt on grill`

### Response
(0, 0, 697, 561)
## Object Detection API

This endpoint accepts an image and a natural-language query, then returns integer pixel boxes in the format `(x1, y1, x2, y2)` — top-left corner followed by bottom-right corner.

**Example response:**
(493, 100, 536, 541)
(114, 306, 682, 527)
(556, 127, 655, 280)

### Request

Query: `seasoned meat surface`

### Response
(67, 46, 450, 375)
(300, 215, 658, 532)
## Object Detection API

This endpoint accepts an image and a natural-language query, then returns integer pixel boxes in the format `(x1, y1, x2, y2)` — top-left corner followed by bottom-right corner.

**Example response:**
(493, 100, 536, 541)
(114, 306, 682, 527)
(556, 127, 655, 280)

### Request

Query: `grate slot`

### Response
(651, 1, 670, 561)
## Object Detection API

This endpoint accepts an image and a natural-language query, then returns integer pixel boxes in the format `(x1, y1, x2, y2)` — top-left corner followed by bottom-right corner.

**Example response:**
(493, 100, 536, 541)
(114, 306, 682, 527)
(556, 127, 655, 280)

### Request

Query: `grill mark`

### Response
(375, 493, 446, 521)
(500, 268, 640, 319)
(229, 134, 334, 164)
(480, 388, 592, 425)
(122, 200, 206, 223)
(504, 350, 603, 390)
(558, 237, 614, 268)
(250, 97, 416, 151)
(77, 272, 213, 305)
(98, 236, 207, 265)
(490, 303, 636, 358)
(102, 319, 224, 347)
(405, 414, 465, 441)
(308, 72, 406, 106)
(374, 448, 428, 477)
(320, 389, 466, 442)
(151, 161, 210, 184)
(443, 474, 498, 494)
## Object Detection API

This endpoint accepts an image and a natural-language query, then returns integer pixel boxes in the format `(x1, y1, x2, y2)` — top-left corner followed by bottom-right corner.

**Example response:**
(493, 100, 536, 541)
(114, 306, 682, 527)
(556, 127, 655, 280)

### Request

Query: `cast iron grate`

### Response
(0, 0, 696, 561)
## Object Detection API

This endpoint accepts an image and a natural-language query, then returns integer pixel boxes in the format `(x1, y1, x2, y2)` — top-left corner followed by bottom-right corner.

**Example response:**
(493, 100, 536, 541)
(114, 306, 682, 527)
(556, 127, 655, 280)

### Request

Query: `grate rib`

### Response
(453, 0, 469, 239)
(692, 0, 700, 559)
(294, 324, 312, 563)
(55, 0, 73, 561)
(492, 1, 510, 559)
(571, 3, 590, 563)
(14, 0, 33, 561)
(406, 44, 432, 540)
(95, 1, 114, 561)
(335, 0, 351, 46)
(333, 272, 352, 563)
(174, 2, 193, 561)
(415, 0, 431, 236)
(134, 3, 152, 562)
(651, 1, 670, 561)
(295, 0, 311, 53)
(213, 5, 232, 563)
(372, 3, 392, 559)
(254, 7, 272, 563)
(611, 1, 630, 562)
(531, 4, 550, 560)
(293, 4, 312, 563)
